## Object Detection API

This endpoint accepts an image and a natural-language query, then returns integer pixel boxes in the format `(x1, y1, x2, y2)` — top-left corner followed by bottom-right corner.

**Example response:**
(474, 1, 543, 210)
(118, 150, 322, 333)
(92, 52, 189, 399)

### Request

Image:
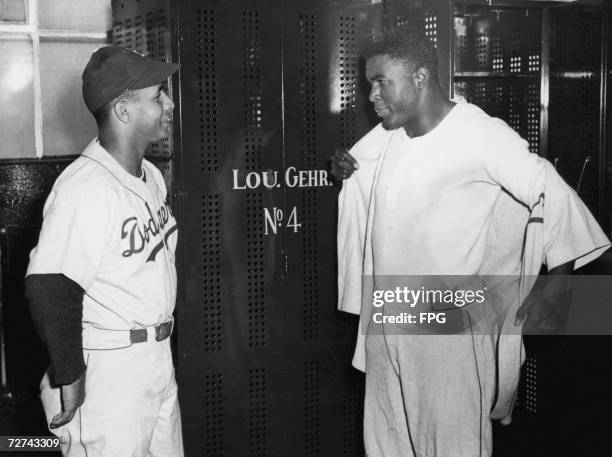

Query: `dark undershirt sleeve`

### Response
(25, 273, 85, 385)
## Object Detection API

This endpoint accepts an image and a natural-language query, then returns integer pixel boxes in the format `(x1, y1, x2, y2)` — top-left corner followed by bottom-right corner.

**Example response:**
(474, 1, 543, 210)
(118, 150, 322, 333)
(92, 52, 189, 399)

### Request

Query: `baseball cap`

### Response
(82, 46, 179, 113)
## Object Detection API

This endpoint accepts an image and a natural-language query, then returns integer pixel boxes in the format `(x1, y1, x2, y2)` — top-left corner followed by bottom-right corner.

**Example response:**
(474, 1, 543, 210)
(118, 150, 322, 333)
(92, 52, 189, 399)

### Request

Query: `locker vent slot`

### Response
(243, 11, 264, 170)
(247, 191, 267, 347)
(476, 30, 489, 71)
(492, 36, 503, 72)
(395, 9, 437, 48)
(396, 15, 409, 28)
(204, 373, 225, 455)
(304, 360, 321, 456)
(527, 82, 539, 154)
(339, 16, 357, 149)
(249, 368, 268, 456)
(299, 14, 320, 341)
(527, 26, 540, 73)
(509, 84, 521, 132)
(455, 17, 469, 70)
(302, 188, 319, 340)
(524, 355, 537, 413)
(202, 195, 223, 352)
(343, 374, 364, 457)
(198, 9, 219, 172)
(510, 25, 522, 73)
(425, 10, 437, 46)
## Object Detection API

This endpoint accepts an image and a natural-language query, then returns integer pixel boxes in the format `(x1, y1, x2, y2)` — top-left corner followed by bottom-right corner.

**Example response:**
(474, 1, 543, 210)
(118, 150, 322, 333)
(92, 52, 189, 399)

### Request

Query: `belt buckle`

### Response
(155, 318, 174, 342)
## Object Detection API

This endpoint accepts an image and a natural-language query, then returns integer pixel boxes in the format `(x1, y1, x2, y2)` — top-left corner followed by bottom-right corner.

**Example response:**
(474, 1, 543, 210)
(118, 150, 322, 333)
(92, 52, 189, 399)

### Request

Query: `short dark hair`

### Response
(362, 28, 438, 78)
(92, 88, 138, 129)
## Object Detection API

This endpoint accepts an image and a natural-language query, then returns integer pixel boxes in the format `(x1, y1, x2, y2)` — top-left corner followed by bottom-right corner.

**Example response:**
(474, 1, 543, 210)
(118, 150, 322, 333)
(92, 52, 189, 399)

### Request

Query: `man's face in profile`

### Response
(365, 54, 420, 130)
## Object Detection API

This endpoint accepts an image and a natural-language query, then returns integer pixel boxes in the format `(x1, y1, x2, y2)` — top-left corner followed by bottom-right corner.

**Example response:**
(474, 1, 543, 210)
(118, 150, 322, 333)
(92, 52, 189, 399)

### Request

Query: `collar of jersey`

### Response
(81, 138, 149, 202)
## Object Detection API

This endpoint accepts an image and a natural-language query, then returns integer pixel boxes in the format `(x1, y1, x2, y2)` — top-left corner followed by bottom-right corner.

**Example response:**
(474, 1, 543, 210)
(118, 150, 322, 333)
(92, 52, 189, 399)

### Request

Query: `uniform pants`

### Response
(40, 338, 184, 457)
(364, 333, 497, 457)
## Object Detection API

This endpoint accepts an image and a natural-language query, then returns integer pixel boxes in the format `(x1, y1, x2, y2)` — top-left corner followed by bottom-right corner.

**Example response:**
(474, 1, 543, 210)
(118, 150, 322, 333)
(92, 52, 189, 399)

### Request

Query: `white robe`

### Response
(337, 102, 610, 454)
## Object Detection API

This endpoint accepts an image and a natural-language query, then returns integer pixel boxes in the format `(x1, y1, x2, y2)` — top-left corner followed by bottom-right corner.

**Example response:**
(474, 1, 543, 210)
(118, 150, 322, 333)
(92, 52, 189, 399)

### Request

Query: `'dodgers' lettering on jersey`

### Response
(121, 200, 177, 261)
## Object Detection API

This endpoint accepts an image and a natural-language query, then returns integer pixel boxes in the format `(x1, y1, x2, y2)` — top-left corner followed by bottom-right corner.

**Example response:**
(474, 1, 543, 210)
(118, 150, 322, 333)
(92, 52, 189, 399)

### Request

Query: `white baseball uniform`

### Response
(27, 138, 183, 457)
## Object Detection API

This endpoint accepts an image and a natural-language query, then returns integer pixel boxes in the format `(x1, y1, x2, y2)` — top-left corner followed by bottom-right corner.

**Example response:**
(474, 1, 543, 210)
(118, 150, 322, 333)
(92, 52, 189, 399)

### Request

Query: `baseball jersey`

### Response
(27, 139, 177, 330)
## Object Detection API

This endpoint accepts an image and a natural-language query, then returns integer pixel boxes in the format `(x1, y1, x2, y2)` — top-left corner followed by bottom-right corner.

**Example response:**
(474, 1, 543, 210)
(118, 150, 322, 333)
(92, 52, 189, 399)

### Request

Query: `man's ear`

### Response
(413, 67, 429, 91)
(113, 100, 130, 124)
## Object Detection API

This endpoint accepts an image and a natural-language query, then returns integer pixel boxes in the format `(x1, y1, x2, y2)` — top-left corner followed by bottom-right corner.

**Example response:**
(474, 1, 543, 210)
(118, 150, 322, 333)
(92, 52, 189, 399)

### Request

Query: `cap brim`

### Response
(131, 60, 179, 90)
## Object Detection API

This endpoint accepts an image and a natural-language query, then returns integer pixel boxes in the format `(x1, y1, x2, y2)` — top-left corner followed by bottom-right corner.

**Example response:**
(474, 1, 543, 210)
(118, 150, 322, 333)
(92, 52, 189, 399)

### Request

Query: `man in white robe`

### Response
(332, 28, 610, 457)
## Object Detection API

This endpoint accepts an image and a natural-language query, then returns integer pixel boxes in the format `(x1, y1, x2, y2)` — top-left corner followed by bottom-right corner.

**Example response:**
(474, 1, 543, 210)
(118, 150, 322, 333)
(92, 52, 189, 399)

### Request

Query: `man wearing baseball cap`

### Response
(25, 46, 183, 456)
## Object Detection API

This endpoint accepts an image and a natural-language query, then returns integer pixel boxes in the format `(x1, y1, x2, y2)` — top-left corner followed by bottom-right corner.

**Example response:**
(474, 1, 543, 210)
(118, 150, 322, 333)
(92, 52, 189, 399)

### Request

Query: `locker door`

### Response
(176, 0, 385, 455)
(177, 1, 286, 455)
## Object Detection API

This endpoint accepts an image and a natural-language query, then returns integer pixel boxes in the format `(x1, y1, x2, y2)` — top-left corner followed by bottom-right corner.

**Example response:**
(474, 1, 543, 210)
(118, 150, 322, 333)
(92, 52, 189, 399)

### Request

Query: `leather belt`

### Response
(130, 320, 174, 344)
(82, 318, 174, 350)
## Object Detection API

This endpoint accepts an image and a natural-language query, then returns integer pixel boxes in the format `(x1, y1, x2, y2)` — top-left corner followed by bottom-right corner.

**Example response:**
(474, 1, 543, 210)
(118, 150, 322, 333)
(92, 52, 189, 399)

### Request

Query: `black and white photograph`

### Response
(1, 0, 612, 456)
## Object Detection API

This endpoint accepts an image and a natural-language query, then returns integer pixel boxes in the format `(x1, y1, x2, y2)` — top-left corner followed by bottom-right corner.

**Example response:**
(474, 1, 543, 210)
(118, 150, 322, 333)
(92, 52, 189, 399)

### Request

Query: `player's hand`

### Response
(330, 148, 359, 180)
(50, 370, 86, 429)
(515, 275, 571, 334)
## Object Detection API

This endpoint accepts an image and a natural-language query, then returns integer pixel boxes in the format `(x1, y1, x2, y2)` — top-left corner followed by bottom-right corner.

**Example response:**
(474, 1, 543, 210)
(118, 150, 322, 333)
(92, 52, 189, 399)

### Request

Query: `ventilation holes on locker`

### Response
(492, 83, 504, 112)
(124, 17, 133, 49)
(299, 13, 320, 341)
(425, 10, 437, 47)
(202, 195, 223, 352)
(476, 31, 489, 71)
(246, 192, 266, 348)
(204, 374, 225, 455)
(492, 36, 503, 72)
(510, 26, 521, 73)
(243, 11, 264, 171)
(113, 18, 124, 46)
(299, 13, 317, 167)
(523, 355, 536, 413)
(474, 81, 487, 110)
(396, 15, 409, 29)
(527, 26, 540, 73)
(134, 15, 144, 53)
(527, 82, 539, 154)
(343, 375, 362, 457)
(304, 361, 321, 457)
(198, 9, 219, 172)
(454, 17, 468, 72)
(249, 368, 268, 456)
(339, 16, 356, 149)
(509, 84, 521, 133)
